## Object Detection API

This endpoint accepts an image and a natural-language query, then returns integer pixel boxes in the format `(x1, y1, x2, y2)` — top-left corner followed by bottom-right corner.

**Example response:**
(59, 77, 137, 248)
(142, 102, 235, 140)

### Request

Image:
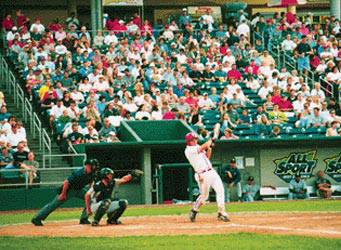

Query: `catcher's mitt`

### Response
(131, 169, 144, 177)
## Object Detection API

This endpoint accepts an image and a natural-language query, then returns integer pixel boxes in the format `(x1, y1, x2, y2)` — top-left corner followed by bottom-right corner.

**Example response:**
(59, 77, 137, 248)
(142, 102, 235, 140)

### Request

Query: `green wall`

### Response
(0, 184, 142, 211)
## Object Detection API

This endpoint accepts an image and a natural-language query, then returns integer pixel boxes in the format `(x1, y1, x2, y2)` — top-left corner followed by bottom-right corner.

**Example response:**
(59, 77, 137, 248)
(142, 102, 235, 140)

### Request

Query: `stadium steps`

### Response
(3, 90, 73, 183)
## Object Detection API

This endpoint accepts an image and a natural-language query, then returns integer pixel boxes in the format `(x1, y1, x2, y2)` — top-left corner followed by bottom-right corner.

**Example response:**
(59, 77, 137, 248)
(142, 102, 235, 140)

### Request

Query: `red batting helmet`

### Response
(185, 132, 198, 145)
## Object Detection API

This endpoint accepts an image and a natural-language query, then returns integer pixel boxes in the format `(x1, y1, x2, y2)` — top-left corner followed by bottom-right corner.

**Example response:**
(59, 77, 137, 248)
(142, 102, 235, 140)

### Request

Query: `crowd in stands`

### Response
(260, 12, 341, 96)
(0, 90, 39, 186)
(2, 8, 341, 149)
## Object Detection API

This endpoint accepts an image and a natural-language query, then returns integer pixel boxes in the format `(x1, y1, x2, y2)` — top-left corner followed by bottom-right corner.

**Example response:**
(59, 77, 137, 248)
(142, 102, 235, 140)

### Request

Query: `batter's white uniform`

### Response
(185, 145, 226, 213)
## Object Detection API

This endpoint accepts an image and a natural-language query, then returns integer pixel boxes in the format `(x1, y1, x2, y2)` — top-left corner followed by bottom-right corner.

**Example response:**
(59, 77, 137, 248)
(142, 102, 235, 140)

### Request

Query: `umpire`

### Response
(31, 159, 99, 226)
(222, 158, 242, 202)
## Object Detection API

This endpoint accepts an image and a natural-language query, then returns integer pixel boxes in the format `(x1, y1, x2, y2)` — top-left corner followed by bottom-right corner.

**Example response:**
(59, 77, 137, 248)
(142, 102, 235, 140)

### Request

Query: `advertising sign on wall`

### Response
(273, 151, 318, 183)
(324, 153, 341, 182)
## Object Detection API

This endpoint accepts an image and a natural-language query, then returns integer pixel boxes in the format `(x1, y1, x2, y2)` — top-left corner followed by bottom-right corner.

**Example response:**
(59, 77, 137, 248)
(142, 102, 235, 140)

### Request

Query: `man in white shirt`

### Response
(6, 26, 18, 42)
(55, 40, 68, 55)
(201, 10, 214, 32)
(198, 93, 216, 110)
(50, 100, 66, 119)
(176, 49, 187, 64)
(30, 18, 45, 34)
(292, 93, 305, 114)
(104, 30, 118, 46)
(162, 25, 174, 40)
(222, 50, 236, 65)
(281, 34, 296, 52)
(236, 20, 250, 38)
(7, 125, 26, 148)
(258, 80, 272, 100)
(93, 76, 109, 92)
(184, 133, 229, 222)
(310, 82, 325, 101)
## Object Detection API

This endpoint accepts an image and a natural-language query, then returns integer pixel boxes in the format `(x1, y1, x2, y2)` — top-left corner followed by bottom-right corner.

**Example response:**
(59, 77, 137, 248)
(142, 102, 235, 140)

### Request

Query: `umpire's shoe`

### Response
(79, 219, 91, 225)
(217, 212, 230, 222)
(31, 218, 43, 226)
(189, 209, 198, 222)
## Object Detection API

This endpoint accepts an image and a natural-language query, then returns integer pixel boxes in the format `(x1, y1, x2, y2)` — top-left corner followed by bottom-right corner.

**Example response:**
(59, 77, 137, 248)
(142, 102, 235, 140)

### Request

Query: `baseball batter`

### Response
(184, 132, 230, 222)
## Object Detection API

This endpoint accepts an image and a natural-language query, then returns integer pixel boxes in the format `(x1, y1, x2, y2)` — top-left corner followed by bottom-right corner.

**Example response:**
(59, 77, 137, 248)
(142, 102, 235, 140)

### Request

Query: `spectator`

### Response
(198, 93, 215, 110)
(288, 174, 309, 200)
(22, 151, 39, 186)
(66, 123, 84, 148)
(7, 123, 26, 148)
(268, 104, 287, 124)
(281, 34, 296, 52)
(0, 147, 13, 168)
(315, 170, 332, 199)
(236, 19, 250, 38)
(309, 107, 326, 128)
(240, 109, 252, 125)
(258, 79, 272, 100)
(2, 13, 14, 31)
(4, 142, 29, 171)
(269, 126, 281, 138)
(220, 128, 239, 140)
(178, 8, 192, 29)
(225, 104, 240, 125)
(98, 118, 116, 141)
(49, 99, 66, 127)
(326, 121, 340, 136)
(0, 105, 12, 121)
(30, 17, 45, 34)
(84, 126, 99, 143)
(295, 35, 312, 71)
(16, 10, 29, 29)
(187, 108, 202, 126)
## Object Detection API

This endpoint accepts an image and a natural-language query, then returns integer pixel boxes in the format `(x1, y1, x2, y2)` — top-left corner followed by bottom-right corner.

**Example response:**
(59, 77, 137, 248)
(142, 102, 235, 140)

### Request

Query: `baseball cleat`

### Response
(107, 219, 122, 225)
(91, 221, 99, 226)
(217, 213, 230, 222)
(31, 218, 43, 226)
(189, 209, 198, 222)
(79, 219, 91, 225)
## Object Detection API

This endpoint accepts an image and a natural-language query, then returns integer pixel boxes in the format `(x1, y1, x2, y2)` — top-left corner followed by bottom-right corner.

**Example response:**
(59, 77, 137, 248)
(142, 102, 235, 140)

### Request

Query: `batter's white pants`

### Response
(193, 170, 226, 213)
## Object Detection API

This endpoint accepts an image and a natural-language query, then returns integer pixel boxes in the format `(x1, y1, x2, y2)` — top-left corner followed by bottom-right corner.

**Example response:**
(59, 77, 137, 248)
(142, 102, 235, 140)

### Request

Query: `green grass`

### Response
(0, 233, 340, 250)
(0, 200, 340, 225)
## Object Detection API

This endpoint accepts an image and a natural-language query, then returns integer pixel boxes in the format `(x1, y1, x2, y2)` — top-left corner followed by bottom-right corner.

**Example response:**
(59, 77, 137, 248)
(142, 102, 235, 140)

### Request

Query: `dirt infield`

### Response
(1, 212, 341, 238)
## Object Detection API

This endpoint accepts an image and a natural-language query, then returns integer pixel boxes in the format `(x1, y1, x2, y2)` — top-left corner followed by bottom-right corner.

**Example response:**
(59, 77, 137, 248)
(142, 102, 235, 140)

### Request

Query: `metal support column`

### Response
(142, 147, 152, 204)
(96, 0, 103, 32)
(91, 0, 103, 38)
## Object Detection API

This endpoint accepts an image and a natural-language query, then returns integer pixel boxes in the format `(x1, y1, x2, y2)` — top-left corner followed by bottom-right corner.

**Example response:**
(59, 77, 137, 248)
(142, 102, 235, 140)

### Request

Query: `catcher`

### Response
(85, 167, 143, 226)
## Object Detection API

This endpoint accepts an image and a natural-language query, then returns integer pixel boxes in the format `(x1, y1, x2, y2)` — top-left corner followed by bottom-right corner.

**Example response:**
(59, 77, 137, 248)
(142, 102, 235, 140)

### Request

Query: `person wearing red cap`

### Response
(184, 132, 230, 222)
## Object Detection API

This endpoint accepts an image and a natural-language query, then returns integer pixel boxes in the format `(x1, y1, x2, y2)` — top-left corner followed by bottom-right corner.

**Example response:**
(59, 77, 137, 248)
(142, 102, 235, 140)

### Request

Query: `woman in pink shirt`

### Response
(299, 24, 310, 36)
(271, 88, 282, 105)
(141, 20, 153, 37)
(278, 95, 293, 112)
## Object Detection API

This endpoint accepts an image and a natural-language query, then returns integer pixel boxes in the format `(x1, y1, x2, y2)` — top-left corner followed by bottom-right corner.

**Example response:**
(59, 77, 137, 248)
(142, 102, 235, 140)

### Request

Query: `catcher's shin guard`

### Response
(107, 199, 128, 224)
(93, 199, 111, 224)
